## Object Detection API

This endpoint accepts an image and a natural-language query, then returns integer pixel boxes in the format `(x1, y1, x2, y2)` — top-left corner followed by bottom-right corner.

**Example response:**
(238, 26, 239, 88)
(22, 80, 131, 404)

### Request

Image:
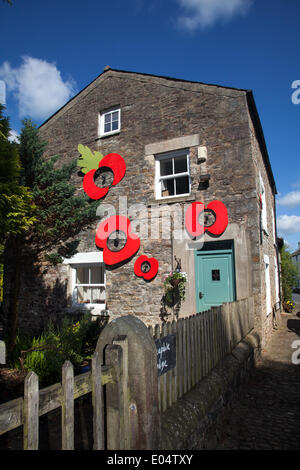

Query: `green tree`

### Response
(19, 119, 98, 253)
(5, 119, 99, 352)
(0, 105, 36, 244)
(279, 243, 298, 302)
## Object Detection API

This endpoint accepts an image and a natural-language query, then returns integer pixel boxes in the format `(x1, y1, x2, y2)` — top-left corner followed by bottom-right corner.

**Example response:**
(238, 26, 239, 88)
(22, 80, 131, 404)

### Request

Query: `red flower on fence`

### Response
(83, 153, 126, 200)
(95, 215, 140, 265)
(185, 200, 228, 238)
(134, 255, 159, 281)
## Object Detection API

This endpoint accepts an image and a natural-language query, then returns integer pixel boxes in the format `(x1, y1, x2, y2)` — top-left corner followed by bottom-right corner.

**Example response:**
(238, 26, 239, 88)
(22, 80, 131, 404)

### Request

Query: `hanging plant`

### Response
(163, 271, 187, 307)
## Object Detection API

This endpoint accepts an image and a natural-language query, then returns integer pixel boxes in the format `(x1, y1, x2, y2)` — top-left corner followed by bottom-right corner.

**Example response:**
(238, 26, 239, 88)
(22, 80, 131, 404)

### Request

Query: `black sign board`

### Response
(155, 333, 176, 376)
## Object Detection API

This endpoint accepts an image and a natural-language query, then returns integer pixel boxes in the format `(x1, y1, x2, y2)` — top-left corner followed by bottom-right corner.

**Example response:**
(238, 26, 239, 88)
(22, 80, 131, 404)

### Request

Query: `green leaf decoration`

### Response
(77, 144, 103, 174)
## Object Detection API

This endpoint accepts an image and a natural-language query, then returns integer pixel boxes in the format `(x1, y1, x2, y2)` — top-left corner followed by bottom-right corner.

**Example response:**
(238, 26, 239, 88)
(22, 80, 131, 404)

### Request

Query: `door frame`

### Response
(194, 241, 236, 313)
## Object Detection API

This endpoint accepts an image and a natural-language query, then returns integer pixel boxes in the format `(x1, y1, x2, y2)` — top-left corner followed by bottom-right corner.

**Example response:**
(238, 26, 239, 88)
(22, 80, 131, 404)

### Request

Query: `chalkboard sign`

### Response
(155, 333, 176, 376)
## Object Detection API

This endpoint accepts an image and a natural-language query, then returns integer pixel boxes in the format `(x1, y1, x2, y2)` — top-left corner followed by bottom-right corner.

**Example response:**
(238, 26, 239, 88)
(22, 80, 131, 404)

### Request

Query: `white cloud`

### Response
(177, 0, 252, 30)
(0, 80, 6, 105)
(8, 129, 20, 144)
(0, 56, 76, 120)
(277, 190, 300, 208)
(277, 215, 300, 235)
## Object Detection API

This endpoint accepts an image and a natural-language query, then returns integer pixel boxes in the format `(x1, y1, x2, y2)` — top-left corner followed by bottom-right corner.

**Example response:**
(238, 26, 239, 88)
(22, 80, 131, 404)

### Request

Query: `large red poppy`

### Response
(134, 255, 159, 281)
(95, 215, 140, 266)
(83, 153, 126, 200)
(185, 200, 228, 238)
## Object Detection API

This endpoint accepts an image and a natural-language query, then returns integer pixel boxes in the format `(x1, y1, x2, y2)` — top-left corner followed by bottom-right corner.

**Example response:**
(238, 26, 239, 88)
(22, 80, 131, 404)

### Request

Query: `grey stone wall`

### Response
(246, 108, 278, 346)
(159, 330, 261, 450)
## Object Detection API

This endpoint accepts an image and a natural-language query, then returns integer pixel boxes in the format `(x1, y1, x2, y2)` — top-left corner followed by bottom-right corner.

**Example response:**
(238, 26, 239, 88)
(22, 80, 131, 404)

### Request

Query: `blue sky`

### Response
(0, 0, 299, 251)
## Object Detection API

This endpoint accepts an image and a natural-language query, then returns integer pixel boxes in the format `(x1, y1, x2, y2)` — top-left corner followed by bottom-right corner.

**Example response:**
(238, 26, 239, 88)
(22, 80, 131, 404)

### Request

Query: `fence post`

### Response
(91, 351, 104, 450)
(171, 320, 178, 404)
(96, 315, 160, 450)
(222, 302, 231, 353)
(154, 324, 161, 412)
(177, 319, 183, 398)
(23, 371, 39, 450)
(105, 344, 124, 450)
(113, 334, 130, 450)
(61, 360, 74, 450)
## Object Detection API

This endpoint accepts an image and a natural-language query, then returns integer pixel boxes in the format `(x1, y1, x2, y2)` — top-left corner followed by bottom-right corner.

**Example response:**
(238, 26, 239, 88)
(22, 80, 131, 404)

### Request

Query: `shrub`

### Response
(13, 315, 103, 387)
(280, 244, 298, 302)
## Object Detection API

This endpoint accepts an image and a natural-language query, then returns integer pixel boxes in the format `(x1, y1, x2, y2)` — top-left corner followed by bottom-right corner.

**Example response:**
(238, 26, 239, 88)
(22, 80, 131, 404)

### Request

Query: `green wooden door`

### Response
(195, 248, 236, 312)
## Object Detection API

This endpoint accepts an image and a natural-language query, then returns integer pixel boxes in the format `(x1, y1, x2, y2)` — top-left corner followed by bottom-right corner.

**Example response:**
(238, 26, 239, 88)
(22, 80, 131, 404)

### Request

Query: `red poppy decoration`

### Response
(185, 200, 228, 238)
(83, 153, 126, 200)
(95, 215, 140, 266)
(134, 255, 159, 281)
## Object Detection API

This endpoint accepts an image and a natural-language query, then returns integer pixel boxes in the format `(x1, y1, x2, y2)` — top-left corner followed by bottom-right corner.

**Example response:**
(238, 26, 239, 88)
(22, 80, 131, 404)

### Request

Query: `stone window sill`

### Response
(95, 131, 120, 141)
(147, 193, 197, 207)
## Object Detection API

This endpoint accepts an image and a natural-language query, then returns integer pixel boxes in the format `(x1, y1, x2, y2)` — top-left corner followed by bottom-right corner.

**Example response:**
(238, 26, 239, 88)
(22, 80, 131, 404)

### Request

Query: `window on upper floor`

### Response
(155, 149, 191, 199)
(99, 107, 121, 137)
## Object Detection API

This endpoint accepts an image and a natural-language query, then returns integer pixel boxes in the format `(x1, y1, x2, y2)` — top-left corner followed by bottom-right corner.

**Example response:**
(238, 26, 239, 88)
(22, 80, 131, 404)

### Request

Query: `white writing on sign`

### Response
(157, 342, 170, 373)
(155, 334, 176, 376)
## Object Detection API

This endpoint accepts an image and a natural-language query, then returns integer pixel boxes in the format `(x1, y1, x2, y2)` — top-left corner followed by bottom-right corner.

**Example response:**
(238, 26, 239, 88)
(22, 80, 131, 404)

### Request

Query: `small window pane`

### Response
(174, 156, 187, 174)
(104, 113, 111, 124)
(112, 111, 119, 121)
(175, 175, 189, 195)
(212, 270, 220, 281)
(160, 158, 173, 176)
(91, 265, 104, 284)
(76, 267, 89, 284)
(162, 178, 175, 197)
(104, 122, 111, 133)
(77, 286, 91, 303)
(91, 286, 105, 303)
(112, 120, 119, 131)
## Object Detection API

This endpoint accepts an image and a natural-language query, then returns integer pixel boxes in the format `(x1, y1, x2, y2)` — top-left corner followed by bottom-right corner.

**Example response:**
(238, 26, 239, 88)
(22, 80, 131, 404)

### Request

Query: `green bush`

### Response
(280, 244, 298, 302)
(12, 315, 103, 387)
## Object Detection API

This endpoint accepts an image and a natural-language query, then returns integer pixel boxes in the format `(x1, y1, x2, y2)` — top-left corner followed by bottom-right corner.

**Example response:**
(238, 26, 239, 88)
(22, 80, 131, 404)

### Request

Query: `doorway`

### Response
(194, 241, 236, 312)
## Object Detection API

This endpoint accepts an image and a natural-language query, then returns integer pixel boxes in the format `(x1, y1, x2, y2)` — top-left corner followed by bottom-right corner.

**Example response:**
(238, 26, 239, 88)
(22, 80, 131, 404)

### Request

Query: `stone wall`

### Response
(160, 329, 261, 450)
(246, 103, 279, 346)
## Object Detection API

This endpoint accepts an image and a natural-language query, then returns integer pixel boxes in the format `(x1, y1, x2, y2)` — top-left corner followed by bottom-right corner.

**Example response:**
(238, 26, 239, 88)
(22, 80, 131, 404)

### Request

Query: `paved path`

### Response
(216, 311, 300, 450)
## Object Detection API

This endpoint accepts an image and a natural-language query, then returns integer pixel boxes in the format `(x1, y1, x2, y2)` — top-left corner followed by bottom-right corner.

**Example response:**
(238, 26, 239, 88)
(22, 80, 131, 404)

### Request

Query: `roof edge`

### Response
(39, 67, 249, 129)
(245, 90, 277, 195)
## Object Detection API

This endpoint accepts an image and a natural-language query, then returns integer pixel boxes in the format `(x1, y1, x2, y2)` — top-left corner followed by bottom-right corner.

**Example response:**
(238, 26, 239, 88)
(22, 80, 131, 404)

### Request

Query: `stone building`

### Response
(5, 67, 280, 346)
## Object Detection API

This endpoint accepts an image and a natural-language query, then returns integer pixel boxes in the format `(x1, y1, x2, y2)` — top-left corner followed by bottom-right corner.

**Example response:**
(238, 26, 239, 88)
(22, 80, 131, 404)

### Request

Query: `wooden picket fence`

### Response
(0, 352, 115, 450)
(151, 296, 254, 413)
(0, 296, 254, 449)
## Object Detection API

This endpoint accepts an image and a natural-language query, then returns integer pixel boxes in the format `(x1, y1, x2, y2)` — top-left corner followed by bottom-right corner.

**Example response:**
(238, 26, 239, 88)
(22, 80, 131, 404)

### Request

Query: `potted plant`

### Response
(283, 299, 296, 313)
(163, 271, 187, 306)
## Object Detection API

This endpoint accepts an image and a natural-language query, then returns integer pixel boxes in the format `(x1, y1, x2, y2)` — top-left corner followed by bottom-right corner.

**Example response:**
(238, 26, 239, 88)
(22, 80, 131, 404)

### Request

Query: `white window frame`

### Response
(63, 252, 105, 311)
(99, 107, 121, 137)
(259, 174, 268, 234)
(264, 254, 272, 316)
(274, 256, 280, 303)
(155, 149, 191, 200)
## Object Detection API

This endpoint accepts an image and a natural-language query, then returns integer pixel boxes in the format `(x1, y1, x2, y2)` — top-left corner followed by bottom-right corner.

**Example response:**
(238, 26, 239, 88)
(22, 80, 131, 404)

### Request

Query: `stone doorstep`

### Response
(159, 330, 260, 450)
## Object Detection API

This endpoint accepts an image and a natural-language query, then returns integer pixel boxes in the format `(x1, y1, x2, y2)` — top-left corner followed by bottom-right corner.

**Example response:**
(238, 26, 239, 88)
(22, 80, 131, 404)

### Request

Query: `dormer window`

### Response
(99, 107, 121, 137)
